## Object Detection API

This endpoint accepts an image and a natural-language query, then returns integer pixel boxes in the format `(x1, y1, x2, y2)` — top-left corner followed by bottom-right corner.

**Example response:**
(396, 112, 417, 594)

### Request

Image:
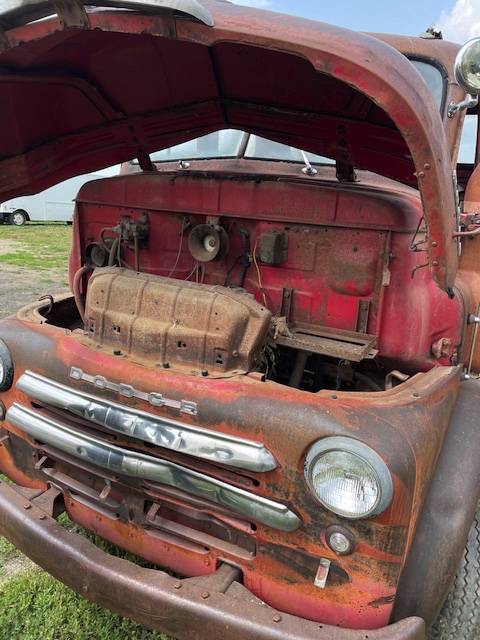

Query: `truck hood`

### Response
(0, 0, 458, 289)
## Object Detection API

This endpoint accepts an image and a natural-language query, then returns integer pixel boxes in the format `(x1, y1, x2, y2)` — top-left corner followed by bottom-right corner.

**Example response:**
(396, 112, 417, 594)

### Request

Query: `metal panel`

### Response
(84, 268, 272, 376)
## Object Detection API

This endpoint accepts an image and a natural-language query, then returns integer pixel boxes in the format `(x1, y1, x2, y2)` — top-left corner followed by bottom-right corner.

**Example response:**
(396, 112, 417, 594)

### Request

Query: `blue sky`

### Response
(256, 1, 447, 36)
(234, 0, 480, 43)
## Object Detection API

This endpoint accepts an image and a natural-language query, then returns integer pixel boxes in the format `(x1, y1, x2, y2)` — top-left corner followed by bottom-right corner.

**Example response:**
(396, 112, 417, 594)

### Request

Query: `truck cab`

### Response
(0, 2, 480, 639)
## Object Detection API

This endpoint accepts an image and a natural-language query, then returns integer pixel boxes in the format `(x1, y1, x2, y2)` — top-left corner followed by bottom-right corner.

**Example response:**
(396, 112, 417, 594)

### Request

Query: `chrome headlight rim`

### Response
(304, 436, 393, 520)
(454, 37, 480, 95)
(0, 339, 14, 392)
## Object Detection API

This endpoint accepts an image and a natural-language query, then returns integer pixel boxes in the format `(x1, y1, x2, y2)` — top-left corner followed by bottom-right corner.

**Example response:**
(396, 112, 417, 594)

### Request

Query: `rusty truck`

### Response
(0, 1, 479, 639)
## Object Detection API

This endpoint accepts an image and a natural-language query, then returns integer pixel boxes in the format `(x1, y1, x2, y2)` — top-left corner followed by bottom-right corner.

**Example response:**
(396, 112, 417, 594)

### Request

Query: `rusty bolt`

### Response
(431, 241, 438, 248)
(201, 591, 210, 599)
(432, 260, 439, 267)
(39, 514, 46, 521)
(23, 503, 31, 510)
(272, 614, 282, 623)
(417, 171, 425, 179)
(173, 582, 182, 590)
(424, 163, 431, 170)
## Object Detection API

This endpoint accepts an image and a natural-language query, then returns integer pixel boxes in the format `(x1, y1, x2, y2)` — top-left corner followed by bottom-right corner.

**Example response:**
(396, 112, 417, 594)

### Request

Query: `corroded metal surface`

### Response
(0, 1, 461, 288)
(393, 378, 480, 627)
(0, 478, 426, 640)
(84, 268, 271, 375)
(0, 313, 461, 630)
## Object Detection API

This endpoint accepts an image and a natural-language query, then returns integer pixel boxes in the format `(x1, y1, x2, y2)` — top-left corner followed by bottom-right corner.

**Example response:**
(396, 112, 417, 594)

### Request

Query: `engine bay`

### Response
(63, 169, 465, 393)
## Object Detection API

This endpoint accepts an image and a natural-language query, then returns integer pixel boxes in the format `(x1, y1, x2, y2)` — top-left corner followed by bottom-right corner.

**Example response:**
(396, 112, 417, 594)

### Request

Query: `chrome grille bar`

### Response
(6, 403, 301, 533)
(17, 371, 277, 473)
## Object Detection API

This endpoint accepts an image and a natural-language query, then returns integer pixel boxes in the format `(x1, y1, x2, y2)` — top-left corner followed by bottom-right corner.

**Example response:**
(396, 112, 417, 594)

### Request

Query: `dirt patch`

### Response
(0, 555, 35, 585)
(0, 240, 20, 256)
(0, 264, 69, 319)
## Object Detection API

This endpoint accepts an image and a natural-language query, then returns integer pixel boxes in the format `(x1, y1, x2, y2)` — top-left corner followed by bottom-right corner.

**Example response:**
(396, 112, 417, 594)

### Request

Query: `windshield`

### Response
(147, 130, 334, 165)
(245, 136, 333, 164)
(410, 59, 444, 110)
(149, 130, 244, 162)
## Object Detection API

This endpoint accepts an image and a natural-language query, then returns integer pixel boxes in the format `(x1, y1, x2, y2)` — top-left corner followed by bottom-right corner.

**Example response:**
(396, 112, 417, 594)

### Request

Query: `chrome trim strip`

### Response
(6, 403, 301, 533)
(17, 370, 277, 473)
(0, 0, 214, 30)
(69, 367, 198, 417)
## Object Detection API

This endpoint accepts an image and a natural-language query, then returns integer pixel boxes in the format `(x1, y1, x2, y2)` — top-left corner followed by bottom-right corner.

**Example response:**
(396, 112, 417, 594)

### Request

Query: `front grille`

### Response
(16, 370, 277, 473)
(7, 373, 302, 533)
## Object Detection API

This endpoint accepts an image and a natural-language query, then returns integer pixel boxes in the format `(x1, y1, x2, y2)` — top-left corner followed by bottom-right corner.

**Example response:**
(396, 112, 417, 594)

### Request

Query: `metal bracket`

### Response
(336, 159, 357, 183)
(137, 152, 156, 172)
(467, 303, 480, 378)
(52, 0, 89, 27)
(448, 94, 479, 119)
(0, 28, 9, 52)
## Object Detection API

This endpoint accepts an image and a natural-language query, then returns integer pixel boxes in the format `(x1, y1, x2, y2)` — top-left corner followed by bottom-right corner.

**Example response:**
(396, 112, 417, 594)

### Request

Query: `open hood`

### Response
(0, 0, 458, 289)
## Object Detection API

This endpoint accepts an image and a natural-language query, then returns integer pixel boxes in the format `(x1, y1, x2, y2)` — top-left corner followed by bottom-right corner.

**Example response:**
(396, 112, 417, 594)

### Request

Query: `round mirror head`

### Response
(455, 38, 480, 95)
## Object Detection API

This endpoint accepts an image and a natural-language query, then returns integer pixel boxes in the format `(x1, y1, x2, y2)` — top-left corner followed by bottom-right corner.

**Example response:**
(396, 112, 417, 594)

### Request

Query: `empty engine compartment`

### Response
(66, 170, 465, 392)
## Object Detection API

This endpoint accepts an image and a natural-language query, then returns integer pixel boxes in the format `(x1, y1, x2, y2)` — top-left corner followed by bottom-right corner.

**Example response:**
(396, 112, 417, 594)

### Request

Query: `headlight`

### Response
(304, 437, 393, 520)
(455, 38, 480, 95)
(0, 339, 13, 392)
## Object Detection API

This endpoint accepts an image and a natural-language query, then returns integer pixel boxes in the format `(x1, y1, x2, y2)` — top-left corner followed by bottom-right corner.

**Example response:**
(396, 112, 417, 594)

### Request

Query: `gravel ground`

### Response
(0, 264, 69, 319)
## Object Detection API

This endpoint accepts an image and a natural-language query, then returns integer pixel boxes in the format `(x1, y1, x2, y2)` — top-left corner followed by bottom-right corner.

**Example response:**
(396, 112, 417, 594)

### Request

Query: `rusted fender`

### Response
(393, 378, 480, 627)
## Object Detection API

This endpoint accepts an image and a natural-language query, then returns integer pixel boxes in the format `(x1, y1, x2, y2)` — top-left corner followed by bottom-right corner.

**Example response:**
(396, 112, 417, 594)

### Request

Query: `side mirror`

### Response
(449, 38, 480, 118)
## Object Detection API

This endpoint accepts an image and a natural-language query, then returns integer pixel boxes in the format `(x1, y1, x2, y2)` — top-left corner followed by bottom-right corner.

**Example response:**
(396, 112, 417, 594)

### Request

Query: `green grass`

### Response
(0, 503, 170, 639)
(0, 222, 72, 270)
(0, 570, 168, 640)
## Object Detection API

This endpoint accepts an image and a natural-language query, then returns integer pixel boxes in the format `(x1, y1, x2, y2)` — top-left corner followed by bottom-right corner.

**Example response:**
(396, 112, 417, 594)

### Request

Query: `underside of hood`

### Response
(0, 0, 458, 289)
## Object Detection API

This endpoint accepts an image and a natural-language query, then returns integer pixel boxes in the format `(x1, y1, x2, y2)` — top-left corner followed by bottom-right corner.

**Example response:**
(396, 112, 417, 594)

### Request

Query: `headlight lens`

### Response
(455, 38, 480, 95)
(304, 437, 393, 519)
(0, 339, 13, 392)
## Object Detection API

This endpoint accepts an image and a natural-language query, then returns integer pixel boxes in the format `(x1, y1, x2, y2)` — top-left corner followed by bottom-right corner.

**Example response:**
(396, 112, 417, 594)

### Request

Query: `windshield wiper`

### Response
(301, 151, 318, 177)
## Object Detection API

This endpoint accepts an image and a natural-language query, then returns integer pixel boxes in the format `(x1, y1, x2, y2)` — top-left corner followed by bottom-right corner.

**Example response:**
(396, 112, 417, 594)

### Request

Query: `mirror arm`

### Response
(448, 94, 479, 119)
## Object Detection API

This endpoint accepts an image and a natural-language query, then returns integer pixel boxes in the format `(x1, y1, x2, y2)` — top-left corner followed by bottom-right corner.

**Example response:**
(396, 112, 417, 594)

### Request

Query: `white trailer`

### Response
(0, 172, 106, 225)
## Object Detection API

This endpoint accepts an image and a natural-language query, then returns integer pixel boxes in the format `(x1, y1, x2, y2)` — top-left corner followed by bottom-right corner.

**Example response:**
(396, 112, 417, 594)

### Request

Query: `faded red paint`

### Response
(71, 171, 465, 373)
